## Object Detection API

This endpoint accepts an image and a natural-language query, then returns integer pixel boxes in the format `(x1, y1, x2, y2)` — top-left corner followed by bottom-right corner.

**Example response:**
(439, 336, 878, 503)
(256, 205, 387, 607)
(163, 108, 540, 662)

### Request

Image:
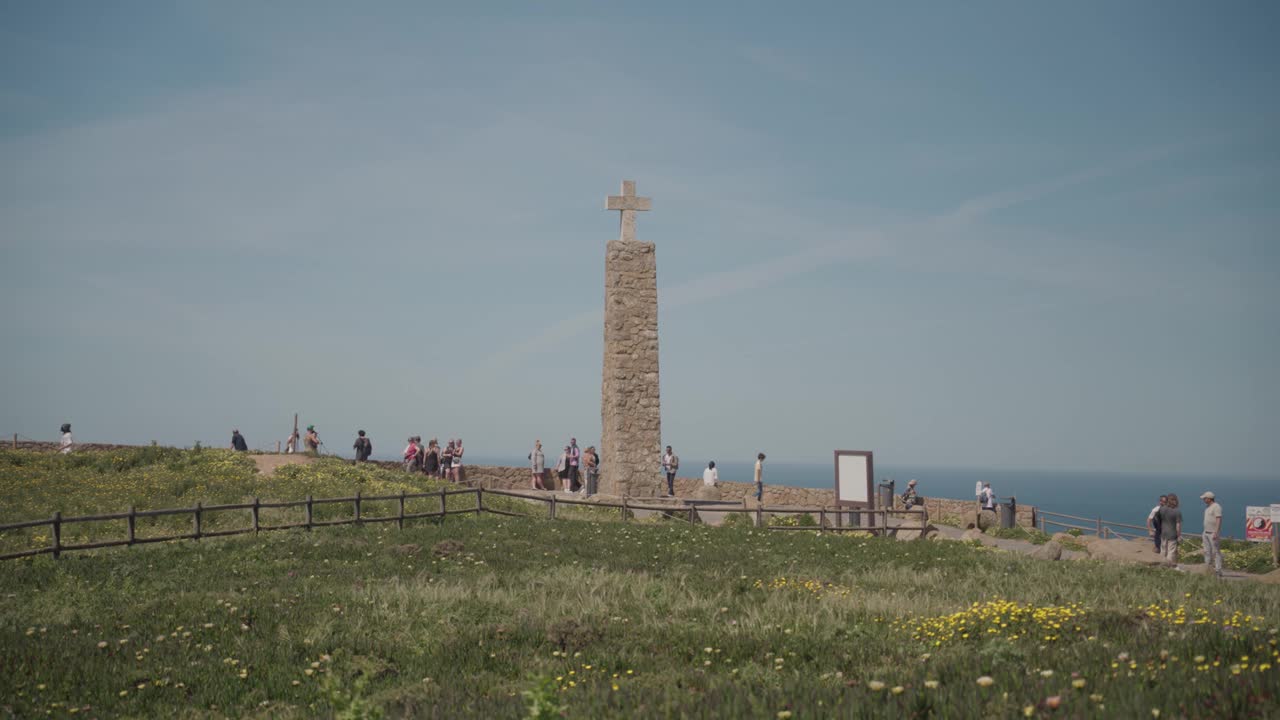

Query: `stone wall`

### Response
(459, 464, 1037, 528)
(600, 239, 662, 498)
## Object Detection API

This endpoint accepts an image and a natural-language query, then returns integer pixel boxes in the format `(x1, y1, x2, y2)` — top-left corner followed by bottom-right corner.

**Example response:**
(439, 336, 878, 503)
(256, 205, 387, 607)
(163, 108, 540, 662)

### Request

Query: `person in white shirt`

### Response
(980, 483, 996, 511)
(59, 423, 73, 454)
(1200, 491, 1224, 577)
(702, 461, 719, 487)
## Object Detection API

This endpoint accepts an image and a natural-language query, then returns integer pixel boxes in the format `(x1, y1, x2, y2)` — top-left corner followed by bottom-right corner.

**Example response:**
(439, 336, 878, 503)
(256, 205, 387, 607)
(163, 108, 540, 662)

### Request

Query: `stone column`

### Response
(600, 240, 661, 497)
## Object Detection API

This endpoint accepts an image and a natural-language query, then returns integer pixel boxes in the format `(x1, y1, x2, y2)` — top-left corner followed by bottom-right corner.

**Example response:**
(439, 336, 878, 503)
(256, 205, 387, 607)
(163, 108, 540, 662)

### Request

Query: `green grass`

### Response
(1, 449, 1279, 719)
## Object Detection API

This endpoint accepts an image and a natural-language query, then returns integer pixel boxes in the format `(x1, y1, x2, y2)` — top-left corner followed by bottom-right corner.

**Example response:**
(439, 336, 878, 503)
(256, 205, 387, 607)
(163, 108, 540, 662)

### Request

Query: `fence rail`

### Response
(0, 487, 929, 561)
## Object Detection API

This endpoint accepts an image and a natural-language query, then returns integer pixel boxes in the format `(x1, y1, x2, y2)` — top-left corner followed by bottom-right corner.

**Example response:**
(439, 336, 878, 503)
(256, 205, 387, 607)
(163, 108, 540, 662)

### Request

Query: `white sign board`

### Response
(1272, 504, 1280, 523)
(836, 453, 871, 504)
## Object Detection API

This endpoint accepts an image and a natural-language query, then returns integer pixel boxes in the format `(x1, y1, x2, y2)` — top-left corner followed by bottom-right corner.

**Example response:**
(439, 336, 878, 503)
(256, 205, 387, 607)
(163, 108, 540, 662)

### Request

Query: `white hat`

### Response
(1200, 491, 1215, 500)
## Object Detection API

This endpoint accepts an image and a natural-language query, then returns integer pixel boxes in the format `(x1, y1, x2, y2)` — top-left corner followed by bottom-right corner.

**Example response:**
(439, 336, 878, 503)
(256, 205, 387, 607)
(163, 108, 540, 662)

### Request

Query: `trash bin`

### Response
(877, 479, 895, 509)
(999, 500, 1016, 529)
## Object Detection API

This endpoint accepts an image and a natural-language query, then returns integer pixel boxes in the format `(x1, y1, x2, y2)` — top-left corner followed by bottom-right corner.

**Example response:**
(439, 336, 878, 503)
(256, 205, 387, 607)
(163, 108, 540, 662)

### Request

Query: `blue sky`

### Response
(2, 2, 1277, 475)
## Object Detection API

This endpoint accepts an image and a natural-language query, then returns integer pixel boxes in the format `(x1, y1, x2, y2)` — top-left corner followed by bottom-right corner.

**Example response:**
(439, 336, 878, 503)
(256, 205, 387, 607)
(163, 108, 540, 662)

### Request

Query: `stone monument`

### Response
(600, 180, 661, 497)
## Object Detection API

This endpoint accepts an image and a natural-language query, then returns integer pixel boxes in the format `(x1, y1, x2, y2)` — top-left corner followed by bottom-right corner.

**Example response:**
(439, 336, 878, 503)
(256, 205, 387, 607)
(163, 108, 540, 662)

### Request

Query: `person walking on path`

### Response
(583, 446, 600, 496)
(352, 430, 372, 463)
(753, 453, 766, 502)
(703, 460, 719, 487)
(555, 445, 571, 491)
(1201, 491, 1224, 577)
(304, 426, 320, 453)
(979, 482, 996, 512)
(529, 440, 547, 490)
(1157, 494, 1183, 565)
(403, 437, 420, 472)
(230, 429, 248, 452)
(286, 428, 299, 454)
(1147, 495, 1167, 553)
(59, 423, 74, 454)
(662, 446, 680, 496)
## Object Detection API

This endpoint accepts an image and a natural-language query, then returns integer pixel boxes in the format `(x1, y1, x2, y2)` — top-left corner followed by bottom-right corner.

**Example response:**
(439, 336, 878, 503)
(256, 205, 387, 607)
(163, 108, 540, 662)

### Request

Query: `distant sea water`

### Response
(456, 455, 1277, 540)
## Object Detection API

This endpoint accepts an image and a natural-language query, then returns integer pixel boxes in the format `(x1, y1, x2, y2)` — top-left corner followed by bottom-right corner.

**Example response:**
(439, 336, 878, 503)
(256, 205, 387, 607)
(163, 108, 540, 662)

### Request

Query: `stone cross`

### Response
(605, 180, 652, 242)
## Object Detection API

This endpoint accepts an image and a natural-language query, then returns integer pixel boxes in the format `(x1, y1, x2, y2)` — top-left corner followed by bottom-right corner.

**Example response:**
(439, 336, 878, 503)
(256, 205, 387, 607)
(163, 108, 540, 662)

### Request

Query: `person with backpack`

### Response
(230, 429, 248, 452)
(901, 479, 920, 508)
(304, 426, 320, 453)
(1147, 495, 1167, 553)
(1158, 493, 1183, 566)
(353, 430, 373, 463)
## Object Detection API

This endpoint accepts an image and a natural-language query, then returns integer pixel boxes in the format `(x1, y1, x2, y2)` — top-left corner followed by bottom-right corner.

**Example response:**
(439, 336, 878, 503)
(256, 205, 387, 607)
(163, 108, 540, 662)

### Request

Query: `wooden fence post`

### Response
(550, 495, 558, 520)
(621, 497, 627, 521)
(11, 433, 16, 449)
(127, 506, 136, 545)
(354, 491, 362, 525)
(755, 505, 763, 528)
(1272, 523, 1279, 568)
(477, 488, 484, 514)
(305, 495, 313, 531)
(819, 509, 826, 532)
(398, 492, 406, 530)
(687, 505, 695, 524)
(252, 498, 260, 534)
(51, 512, 61, 559)
(193, 503, 203, 540)
(1096, 517, 1102, 537)
(439, 488, 447, 519)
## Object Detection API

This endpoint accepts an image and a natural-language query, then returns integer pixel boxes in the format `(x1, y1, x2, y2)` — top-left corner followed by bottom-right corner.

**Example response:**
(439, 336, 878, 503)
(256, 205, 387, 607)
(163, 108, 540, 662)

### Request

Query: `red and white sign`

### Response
(1245, 506, 1272, 542)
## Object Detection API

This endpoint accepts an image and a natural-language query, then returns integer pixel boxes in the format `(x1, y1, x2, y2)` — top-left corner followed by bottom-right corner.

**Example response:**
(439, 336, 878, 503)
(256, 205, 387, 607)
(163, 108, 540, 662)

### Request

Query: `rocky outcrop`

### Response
(1030, 541, 1063, 561)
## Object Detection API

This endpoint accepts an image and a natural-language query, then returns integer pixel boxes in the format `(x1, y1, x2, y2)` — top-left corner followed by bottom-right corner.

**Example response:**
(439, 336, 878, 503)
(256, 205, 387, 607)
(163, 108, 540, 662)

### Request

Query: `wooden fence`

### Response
(0, 487, 928, 562)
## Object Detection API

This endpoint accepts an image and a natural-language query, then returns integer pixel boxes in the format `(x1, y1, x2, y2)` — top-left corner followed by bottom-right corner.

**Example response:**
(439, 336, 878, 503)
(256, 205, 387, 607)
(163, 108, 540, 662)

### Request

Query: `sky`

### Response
(1, 1, 1277, 476)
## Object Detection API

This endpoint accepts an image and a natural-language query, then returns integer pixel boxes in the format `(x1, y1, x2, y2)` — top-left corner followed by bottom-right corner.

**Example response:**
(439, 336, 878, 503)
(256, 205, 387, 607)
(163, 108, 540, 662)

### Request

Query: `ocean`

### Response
(460, 455, 1277, 540)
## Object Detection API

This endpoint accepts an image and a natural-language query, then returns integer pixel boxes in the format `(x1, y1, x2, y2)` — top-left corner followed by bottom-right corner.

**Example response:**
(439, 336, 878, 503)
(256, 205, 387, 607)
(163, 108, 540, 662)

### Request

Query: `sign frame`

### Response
(833, 450, 874, 508)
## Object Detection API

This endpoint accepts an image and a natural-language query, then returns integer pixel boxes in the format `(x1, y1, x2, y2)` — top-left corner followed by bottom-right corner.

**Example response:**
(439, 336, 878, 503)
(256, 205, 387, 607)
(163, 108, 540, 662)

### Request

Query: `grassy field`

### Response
(2, 449, 1279, 719)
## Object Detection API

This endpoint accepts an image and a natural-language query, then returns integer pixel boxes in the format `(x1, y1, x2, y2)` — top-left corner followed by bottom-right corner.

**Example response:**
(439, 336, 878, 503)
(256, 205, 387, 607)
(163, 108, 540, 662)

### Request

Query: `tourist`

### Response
(1201, 491, 1224, 577)
(901, 479, 920, 508)
(662, 446, 679, 497)
(583, 446, 599, 496)
(980, 483, 996, 512)
(414, 437, 428, 473)
(568, 438, 581, 492)
(754, 452, 766, 502)
(1157, 494, 1182, 565)
(403, 437, 420, 472)
(424, 439, 441, 478)
(1147, 495, 1167, 553)
(230, 429, 248, 452)
(59, 423, 73, 454)
(555, 445, 572, 491)
(353, 430, 373, 463)
(304, 425, 320, 453)
(450, 437, 464, 483)
(441, 440, 455, 482)
(285, 428, 299, 454)
(703, 460, 718, 487)
(529, 440, 546, 490)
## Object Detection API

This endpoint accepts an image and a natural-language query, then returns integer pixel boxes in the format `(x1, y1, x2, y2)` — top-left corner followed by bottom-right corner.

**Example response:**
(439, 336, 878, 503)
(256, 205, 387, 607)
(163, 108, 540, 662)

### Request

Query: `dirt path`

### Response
(250, 453, 314, 476)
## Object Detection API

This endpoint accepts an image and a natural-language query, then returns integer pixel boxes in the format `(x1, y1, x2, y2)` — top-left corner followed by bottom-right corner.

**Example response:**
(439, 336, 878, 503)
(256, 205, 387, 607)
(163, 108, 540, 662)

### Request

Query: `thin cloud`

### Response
(484, 141, 1198, 370)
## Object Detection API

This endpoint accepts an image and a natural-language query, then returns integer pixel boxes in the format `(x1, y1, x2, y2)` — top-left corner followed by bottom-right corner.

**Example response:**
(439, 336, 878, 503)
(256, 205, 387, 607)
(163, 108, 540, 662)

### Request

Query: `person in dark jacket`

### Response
(230, 429, 248, 452)
(353, 430, 373, 463)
